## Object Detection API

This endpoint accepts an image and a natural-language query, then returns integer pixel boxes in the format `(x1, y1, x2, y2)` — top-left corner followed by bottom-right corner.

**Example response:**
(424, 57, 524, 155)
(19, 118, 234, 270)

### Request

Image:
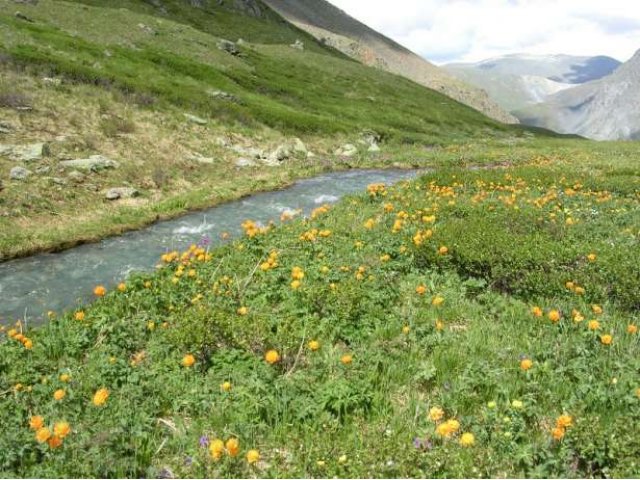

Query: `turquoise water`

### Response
(0, 169, 418, 325)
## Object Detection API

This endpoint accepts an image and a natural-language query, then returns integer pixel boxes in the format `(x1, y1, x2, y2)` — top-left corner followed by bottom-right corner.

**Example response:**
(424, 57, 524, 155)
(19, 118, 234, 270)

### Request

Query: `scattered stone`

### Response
(67, 170, 85, 183)
(137, 23, 155, 34)
(234, 157, 257, 168)
(265, 144, 292, 165)
(106, 187, 139, 200)
(187, 153, 216, 165)
(35, 166, 51, 174)
(42, 77, 62, 86)
(14, 11, 34, 22)
(183, 113, 208, 126)
(335, 144, 358, 157)
(9, 166, 31, 180)
(51, 177, 67, 186)
(292, 137, 307, 155)
(236, 38, 246, 46)
(208, 90, 240, 103)
(217, 39, 240, 56)
(215, 136, 231, 148)
(0, 143, 48, 162)
(231, 145, 264, 159)
(59, 155, 119, 172)
(290, 39, 304, 50)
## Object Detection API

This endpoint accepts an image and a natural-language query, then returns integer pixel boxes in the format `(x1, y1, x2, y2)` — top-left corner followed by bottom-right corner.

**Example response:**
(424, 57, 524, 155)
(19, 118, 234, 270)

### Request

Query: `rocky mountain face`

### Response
(261, 0, 518, 124)
(445, 54, 621, 112)
(517, 49, 640, 140)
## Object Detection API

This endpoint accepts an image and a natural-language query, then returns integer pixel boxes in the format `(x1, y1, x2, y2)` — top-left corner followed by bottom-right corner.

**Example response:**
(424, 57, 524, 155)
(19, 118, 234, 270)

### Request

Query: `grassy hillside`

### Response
(1, 149, 638, 477)
(0, 0, 544, 260)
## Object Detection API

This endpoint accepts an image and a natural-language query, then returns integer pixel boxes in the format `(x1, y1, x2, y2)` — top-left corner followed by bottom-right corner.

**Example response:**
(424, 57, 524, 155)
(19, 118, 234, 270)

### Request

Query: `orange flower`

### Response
(117, 283, 127, 292)
(588, 320, 600, 331)
(47, 435, 63, 449)
(182, 354, 196, 367)
(53, 389, 66, 401)
(556, 415, 573, 429)
(551, 427, 565, 441)
(29, 415, 45, 431)
(415, 285, 427, 295)
(435, 419, 460, 438)
(35, 427, 52, 443)
(74, 311, 85, 321)
(226, 438, 240, 457)
(265, 349, 280, 365)
(548, 310, 561, 323)
(520, 359, 533, 371)
(93, 285, 106, 297)
(341, 354, 353, 365)
(53, 421, 71, 439)
(627, 324, 638, 334)
(531, 306, 543, 317)
(92, 388, 110, 407)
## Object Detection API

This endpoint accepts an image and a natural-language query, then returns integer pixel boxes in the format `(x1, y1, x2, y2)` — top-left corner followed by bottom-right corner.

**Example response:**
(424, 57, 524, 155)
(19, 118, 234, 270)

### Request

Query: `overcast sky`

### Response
(328, 0, 640, 64)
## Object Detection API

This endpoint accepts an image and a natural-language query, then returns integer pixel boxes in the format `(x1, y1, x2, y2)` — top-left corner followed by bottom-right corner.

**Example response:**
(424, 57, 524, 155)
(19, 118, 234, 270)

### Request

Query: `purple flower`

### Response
(412, 437, 433, 451)
(198, 235, 211, 247)
(199, 435, 209, 448)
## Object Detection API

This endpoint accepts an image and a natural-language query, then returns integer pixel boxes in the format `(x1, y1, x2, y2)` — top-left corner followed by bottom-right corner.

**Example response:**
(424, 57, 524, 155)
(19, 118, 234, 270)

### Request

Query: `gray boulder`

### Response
(217, 39, 240, 56)
(10, 166, 31, 180)
(183, 113, 208, 126)
(335, 144, 358, 157)
(290, 39, 304, 50)
(59, 155, 119, 172)
(0, 143, 48, 162)
(265, 144, 292, 165)
(35, 166, 51, 174)
(292, 138, 307, 155)
(105, 187, 139, 201)
(235, 157, 257, 168)
(209, 90, 240, 103)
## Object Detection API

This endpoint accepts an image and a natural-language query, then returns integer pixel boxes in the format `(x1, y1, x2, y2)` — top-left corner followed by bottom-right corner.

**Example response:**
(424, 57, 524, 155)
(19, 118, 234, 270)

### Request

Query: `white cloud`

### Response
(328, 0, 640, 63)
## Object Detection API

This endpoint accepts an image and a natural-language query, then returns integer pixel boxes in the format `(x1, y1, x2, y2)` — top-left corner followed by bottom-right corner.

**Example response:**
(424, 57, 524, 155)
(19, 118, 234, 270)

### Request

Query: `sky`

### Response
(328, 0, 640, 64)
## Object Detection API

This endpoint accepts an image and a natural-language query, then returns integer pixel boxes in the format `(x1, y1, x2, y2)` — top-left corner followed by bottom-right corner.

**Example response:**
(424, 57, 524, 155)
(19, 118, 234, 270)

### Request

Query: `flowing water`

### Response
(0, 169, 419, 325)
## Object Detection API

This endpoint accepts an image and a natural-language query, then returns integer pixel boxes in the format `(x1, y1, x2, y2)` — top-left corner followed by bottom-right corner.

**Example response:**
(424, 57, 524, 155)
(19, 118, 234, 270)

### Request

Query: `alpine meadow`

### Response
(0, 1, 639, 478)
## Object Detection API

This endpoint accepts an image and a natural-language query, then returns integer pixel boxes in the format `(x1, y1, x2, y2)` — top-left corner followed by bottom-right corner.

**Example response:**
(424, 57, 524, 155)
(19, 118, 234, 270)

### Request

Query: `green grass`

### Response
(1, 154, 638, 477)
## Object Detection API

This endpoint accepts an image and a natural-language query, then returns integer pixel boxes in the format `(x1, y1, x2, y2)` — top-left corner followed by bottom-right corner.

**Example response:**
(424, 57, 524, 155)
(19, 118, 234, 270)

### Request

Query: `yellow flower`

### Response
(635, 387, 640, 399)
(431, 296, 444, 307)
(556, 414, 573, 429)
(35, 427, 52, 443)
(459, 432, 475, 447)
(92, 388, 110, 407)
(23, 339, 33, 350)
(627, 324, 638, 334)
(592, 304, 603, 315)
(438, 246, 449, 255)
(291, 280, 301, 290)
(237, 306, 248, 316)
(364, 218, 376, 229)
(74, 311, 85, 321)
(415, 285, 427, 295)
(435, 419, 460, 438)
(548, 310, 561, 323)
(600, 334, 613, 345)
(341, 354, 353, 365)
(308, 340, 320, 351)
(520, 359, 533, 371)
(531, 306, 543, 317)
(402, 325, 410, 335)
(53, 389, 66, 401)
(246, 449, 260, 464)
(53, 422, 71, 439)
(29, 415, 45, 431)
(435, 319, 445, 331)
(226, 438, 240, 457)
(588, 320, 600, 331)
(487, 401, 497, 409)
(221, 381, 232, 392)
(338, 454, 348, 464)
(428, 406, 444, 422)
(551, 427, 565, 441)
(93, 285, 106, 297)
(117, 283, 127, 292)
(380, 254, 391, 262)
(291, 266, 305, 281)
(265, 349, 280, 365)
(209, 439, 225, 460)
(182, 354, 196, 367)
(587, 253, 597, 262)
(511, 400, 523, 409)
